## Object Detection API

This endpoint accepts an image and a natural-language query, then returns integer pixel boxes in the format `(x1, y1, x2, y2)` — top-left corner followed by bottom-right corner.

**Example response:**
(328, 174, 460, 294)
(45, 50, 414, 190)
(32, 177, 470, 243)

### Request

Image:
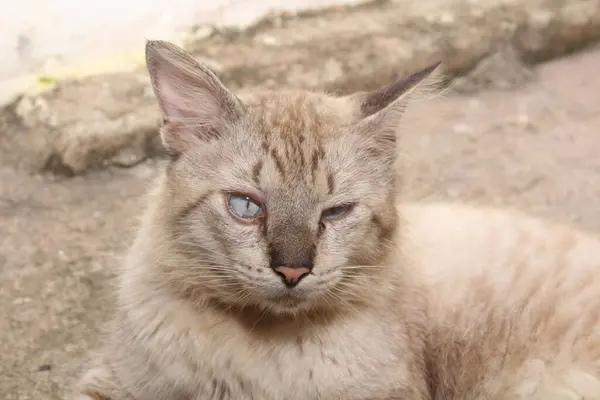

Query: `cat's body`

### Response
(74, 41, 600, 400)
(408, 203, 600, 399)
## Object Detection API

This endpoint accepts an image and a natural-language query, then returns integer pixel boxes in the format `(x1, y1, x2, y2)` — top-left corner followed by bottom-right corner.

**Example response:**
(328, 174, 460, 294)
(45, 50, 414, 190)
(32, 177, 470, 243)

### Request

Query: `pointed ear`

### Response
(358, 61, 442, 119)
(145, 40, 243, 156)
(352, 61, 442, 155)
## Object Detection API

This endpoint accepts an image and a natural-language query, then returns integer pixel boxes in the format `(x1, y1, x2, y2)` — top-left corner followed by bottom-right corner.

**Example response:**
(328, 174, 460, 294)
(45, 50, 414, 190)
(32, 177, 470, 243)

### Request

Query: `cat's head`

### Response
(145, 40, 439, 316)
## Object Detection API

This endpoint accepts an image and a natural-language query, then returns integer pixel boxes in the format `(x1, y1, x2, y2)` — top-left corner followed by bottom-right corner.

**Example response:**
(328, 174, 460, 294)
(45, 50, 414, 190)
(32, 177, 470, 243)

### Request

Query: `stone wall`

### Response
(1, 0, 599, 176)
(1, 0, 364, 106)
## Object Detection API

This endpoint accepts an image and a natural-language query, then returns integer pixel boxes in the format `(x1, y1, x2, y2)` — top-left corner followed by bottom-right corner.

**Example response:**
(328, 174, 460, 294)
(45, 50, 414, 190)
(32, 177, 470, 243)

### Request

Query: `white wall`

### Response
(0, 0, 363, 106)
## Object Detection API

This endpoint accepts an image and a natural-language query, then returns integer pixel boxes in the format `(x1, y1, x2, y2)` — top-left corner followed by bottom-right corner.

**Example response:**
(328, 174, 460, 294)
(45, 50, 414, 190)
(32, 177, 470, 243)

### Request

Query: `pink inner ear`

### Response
(158, 78, 224, 123)
(146, 40, 241, 125)
(163, 99, 198, 120)
(157, 78, 198, 120)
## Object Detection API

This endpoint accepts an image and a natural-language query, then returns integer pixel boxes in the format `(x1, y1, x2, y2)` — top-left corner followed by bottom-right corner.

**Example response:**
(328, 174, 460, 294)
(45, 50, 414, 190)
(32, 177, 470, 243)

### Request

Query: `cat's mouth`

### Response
(264, 288, 310, 307)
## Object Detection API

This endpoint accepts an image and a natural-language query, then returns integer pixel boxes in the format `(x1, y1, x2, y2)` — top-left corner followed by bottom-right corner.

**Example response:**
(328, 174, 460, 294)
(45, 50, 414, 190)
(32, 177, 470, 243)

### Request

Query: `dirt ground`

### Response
(1, 44, 600, 399)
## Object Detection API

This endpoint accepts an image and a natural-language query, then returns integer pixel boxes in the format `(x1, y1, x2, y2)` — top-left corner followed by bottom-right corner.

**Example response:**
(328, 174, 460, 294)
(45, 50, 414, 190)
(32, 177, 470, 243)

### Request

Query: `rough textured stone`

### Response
(1, 0, 600, 176)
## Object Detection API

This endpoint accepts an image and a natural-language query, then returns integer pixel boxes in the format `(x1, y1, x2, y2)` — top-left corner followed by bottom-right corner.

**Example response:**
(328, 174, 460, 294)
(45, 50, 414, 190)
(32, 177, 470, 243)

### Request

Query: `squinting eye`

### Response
(227, 194, 264, 220)
(321, 204, 355, 221)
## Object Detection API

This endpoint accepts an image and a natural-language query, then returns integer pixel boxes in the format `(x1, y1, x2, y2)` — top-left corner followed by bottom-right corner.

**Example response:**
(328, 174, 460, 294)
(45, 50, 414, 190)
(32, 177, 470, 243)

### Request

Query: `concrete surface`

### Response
(1, 0, 365, 106)
(1, 0, 600, 176)
(2, 42, 600, 400)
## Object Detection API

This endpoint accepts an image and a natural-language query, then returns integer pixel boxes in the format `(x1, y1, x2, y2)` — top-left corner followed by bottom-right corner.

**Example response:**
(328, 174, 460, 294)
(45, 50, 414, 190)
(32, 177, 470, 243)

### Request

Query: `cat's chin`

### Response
(261, 300, 312, 316)
(260, 293, 314, 315)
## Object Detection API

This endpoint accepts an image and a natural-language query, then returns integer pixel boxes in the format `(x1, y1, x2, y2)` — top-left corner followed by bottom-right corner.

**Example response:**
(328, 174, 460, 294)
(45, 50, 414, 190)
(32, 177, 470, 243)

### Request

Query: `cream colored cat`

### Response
(73, 40, 600, 400)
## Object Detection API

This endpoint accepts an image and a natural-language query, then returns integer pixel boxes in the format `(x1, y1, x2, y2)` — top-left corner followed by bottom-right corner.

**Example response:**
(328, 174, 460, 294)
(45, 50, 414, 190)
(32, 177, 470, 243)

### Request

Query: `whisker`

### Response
(324, 291, 362, 316)
(249, 306, 270, 333)
(330, 283, 377, 309)
(341, 265, 387, 270)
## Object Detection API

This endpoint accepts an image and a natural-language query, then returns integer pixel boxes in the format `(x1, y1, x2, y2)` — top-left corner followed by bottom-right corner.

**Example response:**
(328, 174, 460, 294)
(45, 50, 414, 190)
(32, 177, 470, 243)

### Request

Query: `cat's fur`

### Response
(73, 40, 600, 400)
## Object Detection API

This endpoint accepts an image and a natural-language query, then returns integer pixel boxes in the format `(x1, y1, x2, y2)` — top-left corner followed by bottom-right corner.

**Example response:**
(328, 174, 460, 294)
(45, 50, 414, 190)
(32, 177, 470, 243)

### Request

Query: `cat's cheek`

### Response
(317, 222, 361, 264)
(341, 216, 375, 245)
(221, 224, 268, 262)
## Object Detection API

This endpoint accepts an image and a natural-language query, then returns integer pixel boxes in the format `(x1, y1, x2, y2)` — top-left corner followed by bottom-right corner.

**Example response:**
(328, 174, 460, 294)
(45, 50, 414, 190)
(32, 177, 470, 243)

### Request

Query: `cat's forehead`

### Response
(234, 91, 359, 188)
(242, 90, 357, 143)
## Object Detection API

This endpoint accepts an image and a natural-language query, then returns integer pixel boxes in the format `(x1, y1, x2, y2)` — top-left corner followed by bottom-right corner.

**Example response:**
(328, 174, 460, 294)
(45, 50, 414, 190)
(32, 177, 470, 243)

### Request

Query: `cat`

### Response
(73, 40, 600, 400)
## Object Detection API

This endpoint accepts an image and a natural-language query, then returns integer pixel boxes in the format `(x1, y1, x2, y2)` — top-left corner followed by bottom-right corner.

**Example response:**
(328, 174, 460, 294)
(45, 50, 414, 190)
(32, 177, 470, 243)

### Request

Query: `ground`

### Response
(1, 41, 600, 399)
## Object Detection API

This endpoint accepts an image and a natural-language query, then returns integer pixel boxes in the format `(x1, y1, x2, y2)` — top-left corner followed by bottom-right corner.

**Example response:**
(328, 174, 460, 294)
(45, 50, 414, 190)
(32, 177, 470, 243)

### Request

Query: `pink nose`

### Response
(273, 266, 311, 288)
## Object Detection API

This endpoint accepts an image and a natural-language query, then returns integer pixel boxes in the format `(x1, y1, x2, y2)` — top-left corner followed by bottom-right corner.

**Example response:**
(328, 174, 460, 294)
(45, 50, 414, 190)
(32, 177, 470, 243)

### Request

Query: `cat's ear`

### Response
(145, 40, 243, 156)
(352, 61, 442, 154)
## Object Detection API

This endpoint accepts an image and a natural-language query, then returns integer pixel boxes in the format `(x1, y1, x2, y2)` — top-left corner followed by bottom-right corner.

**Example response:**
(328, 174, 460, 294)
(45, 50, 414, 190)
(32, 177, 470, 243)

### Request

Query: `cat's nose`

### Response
(272, 266, 311, 288)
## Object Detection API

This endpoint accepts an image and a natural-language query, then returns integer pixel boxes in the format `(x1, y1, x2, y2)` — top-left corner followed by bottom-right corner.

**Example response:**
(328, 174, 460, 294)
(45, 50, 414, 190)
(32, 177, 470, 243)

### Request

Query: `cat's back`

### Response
(400, 201, 600, 282)
(399, 202, 600, 399)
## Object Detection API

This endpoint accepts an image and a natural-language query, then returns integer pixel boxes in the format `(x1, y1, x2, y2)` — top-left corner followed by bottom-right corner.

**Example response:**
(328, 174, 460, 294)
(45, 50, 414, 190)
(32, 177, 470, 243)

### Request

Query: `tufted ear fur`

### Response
(145, 40, 243, 156)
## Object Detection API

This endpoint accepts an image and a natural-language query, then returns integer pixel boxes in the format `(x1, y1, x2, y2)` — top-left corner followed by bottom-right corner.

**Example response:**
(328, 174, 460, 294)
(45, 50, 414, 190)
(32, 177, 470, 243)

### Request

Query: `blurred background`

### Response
(1, 0, 600, 398)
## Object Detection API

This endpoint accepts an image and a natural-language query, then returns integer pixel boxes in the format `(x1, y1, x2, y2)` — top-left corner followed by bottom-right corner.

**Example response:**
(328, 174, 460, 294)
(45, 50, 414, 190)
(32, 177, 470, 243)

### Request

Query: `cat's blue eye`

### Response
(321, 204, 354, 221)
(227, 194, 264, 219)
